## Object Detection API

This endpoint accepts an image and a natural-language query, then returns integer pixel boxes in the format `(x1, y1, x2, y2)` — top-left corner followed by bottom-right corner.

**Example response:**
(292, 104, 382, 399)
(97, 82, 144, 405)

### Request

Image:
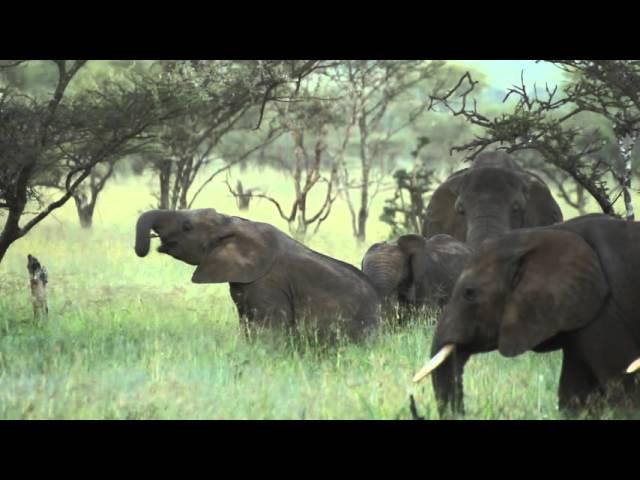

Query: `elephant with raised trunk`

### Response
(413, 214, 640, 417)
(361, 234, 471, 323)
(422, 151, 563, 248)
(135, 209, 381, 342)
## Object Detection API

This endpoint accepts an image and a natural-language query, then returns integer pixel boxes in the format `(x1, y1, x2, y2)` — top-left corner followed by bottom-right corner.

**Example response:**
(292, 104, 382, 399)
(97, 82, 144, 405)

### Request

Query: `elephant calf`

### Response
(361, 234, 472, 323)
(134, 209, 381, 342)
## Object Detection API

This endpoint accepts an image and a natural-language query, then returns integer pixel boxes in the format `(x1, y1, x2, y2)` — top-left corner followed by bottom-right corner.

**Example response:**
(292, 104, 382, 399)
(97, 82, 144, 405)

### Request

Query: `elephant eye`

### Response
(512, 202, 522, 212)
(455, 202, 465, 215)
(463, 287, 476, 302)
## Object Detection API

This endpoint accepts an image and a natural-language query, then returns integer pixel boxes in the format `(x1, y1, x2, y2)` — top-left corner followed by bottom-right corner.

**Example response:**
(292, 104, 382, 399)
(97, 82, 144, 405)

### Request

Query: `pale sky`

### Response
(452, 60, 566, 91)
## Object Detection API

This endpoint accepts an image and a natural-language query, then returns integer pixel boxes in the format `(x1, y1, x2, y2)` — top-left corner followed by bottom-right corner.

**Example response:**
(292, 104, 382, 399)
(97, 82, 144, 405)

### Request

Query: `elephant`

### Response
(134, 208, 381, 342)
(412, 213, 640, 417)
(421, 150, 563, 248)
(361, 234, 472, 323)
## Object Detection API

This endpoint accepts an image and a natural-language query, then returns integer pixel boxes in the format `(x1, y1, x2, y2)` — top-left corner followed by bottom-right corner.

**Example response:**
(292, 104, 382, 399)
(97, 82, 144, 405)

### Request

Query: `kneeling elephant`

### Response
(135, 209, 381, 342)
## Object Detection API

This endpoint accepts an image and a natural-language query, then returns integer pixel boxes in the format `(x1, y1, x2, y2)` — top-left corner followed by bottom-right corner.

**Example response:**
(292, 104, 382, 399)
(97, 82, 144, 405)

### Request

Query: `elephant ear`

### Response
(192, 221, 279, 284)
(522, 173, 564, 227)
(397, 234, 445, 299)
(498, 229, 609, 357)
(422, 171, 467, 241)
(397, 234, 429, 278)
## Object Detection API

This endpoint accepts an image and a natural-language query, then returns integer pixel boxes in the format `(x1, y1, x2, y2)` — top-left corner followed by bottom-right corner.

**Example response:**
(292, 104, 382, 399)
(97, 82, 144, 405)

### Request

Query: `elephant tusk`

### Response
(412, 344, 455, 383)
(626, 357, 640, 374)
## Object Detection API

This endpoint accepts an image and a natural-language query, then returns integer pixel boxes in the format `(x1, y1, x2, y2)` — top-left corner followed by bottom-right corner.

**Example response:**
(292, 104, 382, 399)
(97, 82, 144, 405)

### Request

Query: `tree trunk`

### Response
(73, 192, 97, 229)
(179, 158, 193, 209)
(576, 184, 586, 216)
(356, 207, 367, 243)
(357, 115, 370, 243)
(76, 205, 95, 228)
(0, 237, 11, 265)
(179, 186, 189, 210)
(0, 211, 22, 265)
(410, 186, 425, 233)
(158, 160, 171, 209)
(293, 223, 307, 241)
(618, 135, 636, 221)
(0, 167, 30, 265)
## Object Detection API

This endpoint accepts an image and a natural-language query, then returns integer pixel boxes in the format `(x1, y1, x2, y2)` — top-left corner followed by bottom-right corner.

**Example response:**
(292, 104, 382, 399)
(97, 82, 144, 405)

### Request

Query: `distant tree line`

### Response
(2, 60, 639, 265)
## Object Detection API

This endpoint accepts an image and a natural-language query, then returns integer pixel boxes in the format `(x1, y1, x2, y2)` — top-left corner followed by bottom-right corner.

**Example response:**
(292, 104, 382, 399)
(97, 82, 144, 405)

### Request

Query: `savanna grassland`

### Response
(1, 167, 637, 420)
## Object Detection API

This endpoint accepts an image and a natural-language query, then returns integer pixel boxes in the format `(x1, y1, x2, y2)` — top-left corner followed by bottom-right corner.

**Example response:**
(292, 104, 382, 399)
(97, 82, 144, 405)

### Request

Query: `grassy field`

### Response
(0, 166, 637, 419)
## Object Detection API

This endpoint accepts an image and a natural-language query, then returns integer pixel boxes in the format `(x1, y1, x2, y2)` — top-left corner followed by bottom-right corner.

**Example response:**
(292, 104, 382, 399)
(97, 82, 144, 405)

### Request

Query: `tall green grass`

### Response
(0, 167, 637, 419)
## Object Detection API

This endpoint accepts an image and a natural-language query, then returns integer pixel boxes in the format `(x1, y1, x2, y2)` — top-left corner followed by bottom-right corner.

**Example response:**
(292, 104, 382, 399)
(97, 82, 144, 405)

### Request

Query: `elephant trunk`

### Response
(134, 210, 176, 257)
(466, 213, 510, 248)
(431, 345, 470, 418)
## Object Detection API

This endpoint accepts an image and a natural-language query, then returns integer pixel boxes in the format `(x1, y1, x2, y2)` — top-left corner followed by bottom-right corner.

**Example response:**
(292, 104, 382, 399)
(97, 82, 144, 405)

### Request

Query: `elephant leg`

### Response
(572, 304, 640, 412)
(558, 347, 599, 416)
(230, 284, 294, 340)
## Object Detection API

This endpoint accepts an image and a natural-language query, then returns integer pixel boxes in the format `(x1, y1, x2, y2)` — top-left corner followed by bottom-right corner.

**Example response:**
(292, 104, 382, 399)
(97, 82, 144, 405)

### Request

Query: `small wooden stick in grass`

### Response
(409, 394, 424, 420)
(27, 254, 48, 321)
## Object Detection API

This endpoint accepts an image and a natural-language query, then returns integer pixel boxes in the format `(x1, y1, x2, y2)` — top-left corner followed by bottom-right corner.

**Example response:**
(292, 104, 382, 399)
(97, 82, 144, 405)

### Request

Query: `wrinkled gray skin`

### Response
(135, 209, 381, 342)
(361, 234, 472, 322)
(422, 151, 563, 248)
(428, 214, 640, 417)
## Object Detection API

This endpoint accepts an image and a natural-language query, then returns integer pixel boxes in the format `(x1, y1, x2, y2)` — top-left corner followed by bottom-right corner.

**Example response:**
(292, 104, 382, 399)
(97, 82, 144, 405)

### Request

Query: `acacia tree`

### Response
(552, 60, 640, 219)
(232, 93, 343, 239)
(431, 61, 640, 219)
(328, 60, 463, 243)
(1, 60, 167, 229)
(70, 160, 117, 228)
(142, 60, 336, 210)
(0, 60, 186, 264)
(380, 136, 442, 236)
(380, 109, 480, 236)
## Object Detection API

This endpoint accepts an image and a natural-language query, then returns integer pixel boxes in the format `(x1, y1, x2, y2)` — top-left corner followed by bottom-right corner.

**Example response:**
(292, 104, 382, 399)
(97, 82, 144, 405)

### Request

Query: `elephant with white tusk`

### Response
(414, 213, 640, 417)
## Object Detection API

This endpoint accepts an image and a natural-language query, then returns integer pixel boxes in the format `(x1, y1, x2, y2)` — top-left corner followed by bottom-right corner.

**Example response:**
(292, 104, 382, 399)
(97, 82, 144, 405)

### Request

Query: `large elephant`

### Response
(134, 209, 381, 342)
(413, 214, 640, 416)
(422, 151, 563, 248)
(361, 234, 471, 322)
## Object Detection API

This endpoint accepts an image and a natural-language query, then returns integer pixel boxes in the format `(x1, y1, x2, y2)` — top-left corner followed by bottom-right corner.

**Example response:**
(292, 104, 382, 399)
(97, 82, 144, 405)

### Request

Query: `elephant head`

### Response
(362, 235, 415, 305)
(412, 226, 610, 416)
(135, 208, 279, 284)
(362, 234, 471, 312)
(422, 151, 563, 248)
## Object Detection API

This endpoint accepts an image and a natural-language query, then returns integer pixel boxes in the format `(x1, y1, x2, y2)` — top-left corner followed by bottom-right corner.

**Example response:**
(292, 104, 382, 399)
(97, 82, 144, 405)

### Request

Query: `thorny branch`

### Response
(430, 63, 640, 217)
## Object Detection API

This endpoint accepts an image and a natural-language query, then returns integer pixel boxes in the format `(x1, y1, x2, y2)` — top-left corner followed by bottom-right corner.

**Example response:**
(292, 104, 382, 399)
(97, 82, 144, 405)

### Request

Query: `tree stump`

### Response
(27, 254, 48, 321)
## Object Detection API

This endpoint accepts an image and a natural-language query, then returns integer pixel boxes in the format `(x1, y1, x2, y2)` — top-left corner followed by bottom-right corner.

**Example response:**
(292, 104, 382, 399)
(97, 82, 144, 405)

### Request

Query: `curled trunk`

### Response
(135, 210, 175, 257)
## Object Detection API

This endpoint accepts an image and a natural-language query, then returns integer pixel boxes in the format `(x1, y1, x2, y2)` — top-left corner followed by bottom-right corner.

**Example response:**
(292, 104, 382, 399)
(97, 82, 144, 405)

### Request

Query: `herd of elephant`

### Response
(134, 151, 640, 417)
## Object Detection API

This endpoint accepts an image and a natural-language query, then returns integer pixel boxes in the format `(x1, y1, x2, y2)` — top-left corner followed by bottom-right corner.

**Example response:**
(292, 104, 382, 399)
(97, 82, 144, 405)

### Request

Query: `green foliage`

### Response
(380, 164, 437, 237)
